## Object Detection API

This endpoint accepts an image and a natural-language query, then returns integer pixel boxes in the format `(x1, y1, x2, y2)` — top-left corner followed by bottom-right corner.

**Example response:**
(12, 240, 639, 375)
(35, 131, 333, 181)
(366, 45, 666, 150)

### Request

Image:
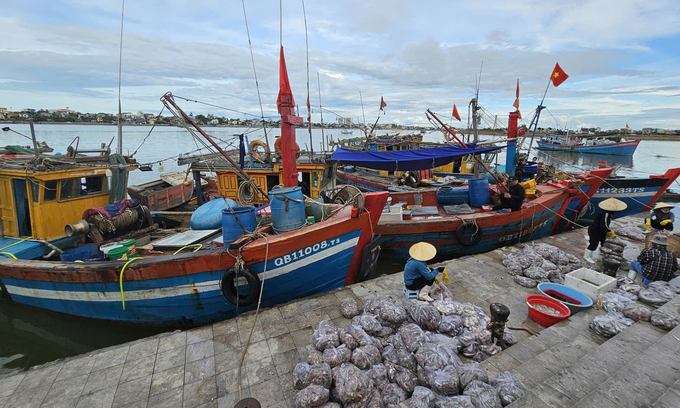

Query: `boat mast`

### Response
(116, 0, 125, 156)
(317, 72, 326, 153)
(525, 79, 551, 157)
(472, 62, 483, 178)
(279, 49, 303, 188)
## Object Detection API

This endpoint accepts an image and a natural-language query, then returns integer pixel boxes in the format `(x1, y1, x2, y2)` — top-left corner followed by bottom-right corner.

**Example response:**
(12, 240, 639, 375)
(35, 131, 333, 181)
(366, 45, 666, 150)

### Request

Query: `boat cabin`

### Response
(0, 156, 136, 240)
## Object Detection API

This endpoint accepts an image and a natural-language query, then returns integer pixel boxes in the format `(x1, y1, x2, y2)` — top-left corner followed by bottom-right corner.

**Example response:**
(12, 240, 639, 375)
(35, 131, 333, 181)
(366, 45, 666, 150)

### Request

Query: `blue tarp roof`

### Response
(330, 145, 505, 171)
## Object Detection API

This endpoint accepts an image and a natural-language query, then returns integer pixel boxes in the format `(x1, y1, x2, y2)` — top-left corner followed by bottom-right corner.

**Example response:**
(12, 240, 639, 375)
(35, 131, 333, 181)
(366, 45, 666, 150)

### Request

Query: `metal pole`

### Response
(116, 0, 125, 156)
(472, 98, 480, 178)
(359, 91, 366, 125)
(29, 120, 39, 159)
(317, 72, 325, 153)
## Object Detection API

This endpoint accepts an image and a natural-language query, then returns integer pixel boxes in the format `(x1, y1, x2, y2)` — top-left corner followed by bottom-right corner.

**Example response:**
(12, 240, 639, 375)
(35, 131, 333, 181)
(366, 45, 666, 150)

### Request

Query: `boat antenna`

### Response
(317, 72, 326, 152)
(302, 0, 313, 160)
(524, 76, 552, 156)
(116, 0, 125, 156)
(242, 0, 270, 149)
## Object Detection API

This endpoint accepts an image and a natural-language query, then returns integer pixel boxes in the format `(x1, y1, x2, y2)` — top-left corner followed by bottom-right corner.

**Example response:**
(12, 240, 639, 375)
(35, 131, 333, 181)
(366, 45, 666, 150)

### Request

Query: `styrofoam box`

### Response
(564, 267, 617, 302)
(389, 205, 403, 214)
(378, 212, 403, 224)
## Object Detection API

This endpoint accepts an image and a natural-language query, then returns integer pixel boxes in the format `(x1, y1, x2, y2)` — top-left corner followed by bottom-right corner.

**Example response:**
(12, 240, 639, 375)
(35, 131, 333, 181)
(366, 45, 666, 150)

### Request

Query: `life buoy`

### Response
(456, 221, 483, 246)
(274, 137, 301, 159)
(220, 265, 261, 306)
(249, 140, 271, 162)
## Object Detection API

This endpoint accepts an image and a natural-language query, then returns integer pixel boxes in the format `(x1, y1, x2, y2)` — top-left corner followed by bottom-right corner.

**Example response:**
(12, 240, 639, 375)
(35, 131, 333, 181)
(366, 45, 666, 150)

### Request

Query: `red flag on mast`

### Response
(276, 46, 295, 114)
(550, 63, 569, 87)
(513, 79, 520, 109)
(452, 104, 461, 121)
(379, 96, 387, 112)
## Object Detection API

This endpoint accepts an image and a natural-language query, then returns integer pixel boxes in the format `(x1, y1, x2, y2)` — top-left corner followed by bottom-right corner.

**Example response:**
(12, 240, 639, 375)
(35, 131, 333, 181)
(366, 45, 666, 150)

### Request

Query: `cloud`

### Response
(0, 0, 679, 129)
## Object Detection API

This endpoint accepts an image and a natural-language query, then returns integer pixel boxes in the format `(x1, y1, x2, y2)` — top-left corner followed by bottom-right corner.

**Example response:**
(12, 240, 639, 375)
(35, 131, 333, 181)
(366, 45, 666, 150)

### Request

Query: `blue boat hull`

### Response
(1, 229, 362, 326)
(584, 176, 669, 220)
(536, 140, 640, 156)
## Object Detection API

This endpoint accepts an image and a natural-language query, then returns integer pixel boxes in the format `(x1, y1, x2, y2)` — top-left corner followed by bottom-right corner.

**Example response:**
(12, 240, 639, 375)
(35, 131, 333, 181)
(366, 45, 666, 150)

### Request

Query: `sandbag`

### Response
(407, 301, 442, 331)
(650, 309, 680, 330)
(314, 320, 340, 351)
(621, 303, 652, 322)
(293, 362, 332, 389)
(331, 363, 373, 404)
(295, 385, 330, 408)
(458, 363, 488, 391)
(323, 345, 352, 368)
(341, 298, 363, 318)
(489, 372, 525, 407)
(462, 380, 502, 408)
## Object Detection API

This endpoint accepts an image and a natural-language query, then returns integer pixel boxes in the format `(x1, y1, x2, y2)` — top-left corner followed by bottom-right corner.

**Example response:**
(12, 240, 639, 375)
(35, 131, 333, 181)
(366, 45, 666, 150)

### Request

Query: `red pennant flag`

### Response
(625, 122, 629, 129)
(452, 104, 461, 121)
(550, 63, 569, 87)
(513, 79, 520, 109)
(307, 96, 312, 131)
(276, 46, 295, 114)
(517, 110, 522, 119)
(380, 96, 387, 112)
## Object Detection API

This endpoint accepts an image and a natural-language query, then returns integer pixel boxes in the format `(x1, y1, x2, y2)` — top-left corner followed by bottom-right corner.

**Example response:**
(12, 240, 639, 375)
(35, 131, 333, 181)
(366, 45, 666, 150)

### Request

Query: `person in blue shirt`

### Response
(404, 242, 443, 302)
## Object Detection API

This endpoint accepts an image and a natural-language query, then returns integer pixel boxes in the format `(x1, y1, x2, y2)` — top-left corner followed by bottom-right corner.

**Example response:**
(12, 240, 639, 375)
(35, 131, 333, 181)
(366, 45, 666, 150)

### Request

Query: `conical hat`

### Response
(654, 202, 675, 210)
(598, 198, 627, 212)
(409, 242, 437, 262)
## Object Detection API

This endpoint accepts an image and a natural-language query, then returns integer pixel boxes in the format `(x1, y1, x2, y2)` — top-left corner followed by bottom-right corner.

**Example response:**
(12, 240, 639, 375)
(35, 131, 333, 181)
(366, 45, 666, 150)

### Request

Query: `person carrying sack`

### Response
(584, 198, 627, 263)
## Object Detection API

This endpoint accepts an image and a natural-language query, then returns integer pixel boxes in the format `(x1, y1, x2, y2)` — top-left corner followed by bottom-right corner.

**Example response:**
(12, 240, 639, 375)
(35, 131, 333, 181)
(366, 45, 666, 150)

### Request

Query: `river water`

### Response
(1, 123, 679, 374)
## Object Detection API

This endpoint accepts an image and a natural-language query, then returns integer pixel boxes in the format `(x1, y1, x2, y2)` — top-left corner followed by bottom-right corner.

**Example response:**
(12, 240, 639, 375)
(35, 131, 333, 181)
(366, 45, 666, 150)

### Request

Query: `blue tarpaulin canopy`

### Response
(330, 145, 505, 171)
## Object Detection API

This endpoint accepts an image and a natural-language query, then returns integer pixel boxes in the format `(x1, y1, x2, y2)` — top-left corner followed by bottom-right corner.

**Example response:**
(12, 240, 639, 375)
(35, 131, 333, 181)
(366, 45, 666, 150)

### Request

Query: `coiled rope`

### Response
(238, 180, 261, 205)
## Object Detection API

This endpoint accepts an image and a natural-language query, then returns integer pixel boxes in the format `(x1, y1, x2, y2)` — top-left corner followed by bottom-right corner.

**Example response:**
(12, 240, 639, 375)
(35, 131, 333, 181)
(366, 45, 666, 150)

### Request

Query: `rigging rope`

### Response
(242, 0, 270, 148)
(130, 105, 165, 157)
(170, 95, 272, 119)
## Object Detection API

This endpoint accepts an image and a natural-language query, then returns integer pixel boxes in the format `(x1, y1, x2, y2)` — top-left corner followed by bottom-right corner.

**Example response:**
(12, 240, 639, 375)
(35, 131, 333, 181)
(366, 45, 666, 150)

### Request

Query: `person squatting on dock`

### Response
(493, 176, 525, 213)
(646, 203, 675, 232)
(404, 242, 444, 302)
(628, 234, 678, 284)
(584, 198, 627, 263)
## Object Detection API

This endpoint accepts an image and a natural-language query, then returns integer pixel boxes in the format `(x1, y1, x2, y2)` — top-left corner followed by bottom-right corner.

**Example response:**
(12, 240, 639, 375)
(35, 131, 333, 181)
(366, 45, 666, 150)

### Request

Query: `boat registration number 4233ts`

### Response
(597, 187, 646, 194)
(273, 238, 343, 267)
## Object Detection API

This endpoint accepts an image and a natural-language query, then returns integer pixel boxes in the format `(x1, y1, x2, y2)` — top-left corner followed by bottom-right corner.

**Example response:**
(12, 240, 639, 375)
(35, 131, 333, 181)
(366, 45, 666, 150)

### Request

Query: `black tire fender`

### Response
(220, 265, 261, 306)
(455, 221, 483, 246)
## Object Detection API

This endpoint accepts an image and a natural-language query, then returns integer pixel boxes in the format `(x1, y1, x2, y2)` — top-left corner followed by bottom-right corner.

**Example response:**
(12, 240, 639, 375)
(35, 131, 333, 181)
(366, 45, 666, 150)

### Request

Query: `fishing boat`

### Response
(536, 134, 641, 156)
(372, 168, 612, 261)
(581, 167, 680, 221)
(0, 48, 388, 327)
(341, 130, 353, 135)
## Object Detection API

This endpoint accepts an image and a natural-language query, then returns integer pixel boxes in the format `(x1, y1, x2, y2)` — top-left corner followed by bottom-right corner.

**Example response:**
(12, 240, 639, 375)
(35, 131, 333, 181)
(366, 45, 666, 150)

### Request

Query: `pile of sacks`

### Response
(599, 238, 628, 275)
(614, 223, 646, 242)
(501, 243, 587, 288)
(589, 277, 680, 338)
(294, 295, 525, 408)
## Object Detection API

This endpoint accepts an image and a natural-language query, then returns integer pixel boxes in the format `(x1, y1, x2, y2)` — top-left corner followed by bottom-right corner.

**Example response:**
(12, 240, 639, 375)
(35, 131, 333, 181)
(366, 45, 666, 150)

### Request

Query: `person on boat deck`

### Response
(628, 234, 678, 284)
(584, 198, 627, 263)
(646, 203, 675, 232)
(493, 176, 525, 213)
(404, 242, 444, 302)
(514, 157, 534, 181)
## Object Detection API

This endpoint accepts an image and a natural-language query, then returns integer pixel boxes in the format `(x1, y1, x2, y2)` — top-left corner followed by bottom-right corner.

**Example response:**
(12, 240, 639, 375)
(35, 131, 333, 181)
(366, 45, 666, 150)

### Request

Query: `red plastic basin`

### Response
(525, 294, 571, 327)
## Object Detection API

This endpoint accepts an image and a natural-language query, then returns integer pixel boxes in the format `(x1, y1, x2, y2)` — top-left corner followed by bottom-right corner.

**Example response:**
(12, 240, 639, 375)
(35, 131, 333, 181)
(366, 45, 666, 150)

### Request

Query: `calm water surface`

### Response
(1, 124, 679, 374)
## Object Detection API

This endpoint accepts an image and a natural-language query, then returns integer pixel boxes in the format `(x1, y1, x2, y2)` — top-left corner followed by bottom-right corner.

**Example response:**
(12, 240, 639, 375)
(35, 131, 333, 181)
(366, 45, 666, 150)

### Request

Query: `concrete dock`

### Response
(0, 214, 678, 408)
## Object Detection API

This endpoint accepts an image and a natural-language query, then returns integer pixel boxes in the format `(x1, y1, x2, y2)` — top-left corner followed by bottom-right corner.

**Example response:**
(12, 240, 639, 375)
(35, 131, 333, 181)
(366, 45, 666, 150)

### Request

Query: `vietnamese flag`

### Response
(452, 104, 461, 121)
(379, 96, 387, 112)
(276, 46, 295, 113)
(550, 63, 569, 87)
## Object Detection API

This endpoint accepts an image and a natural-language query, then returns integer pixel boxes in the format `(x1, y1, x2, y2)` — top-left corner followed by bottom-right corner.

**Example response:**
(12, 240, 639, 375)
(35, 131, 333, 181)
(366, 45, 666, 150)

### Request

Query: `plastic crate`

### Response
(564, 267, 617, 303)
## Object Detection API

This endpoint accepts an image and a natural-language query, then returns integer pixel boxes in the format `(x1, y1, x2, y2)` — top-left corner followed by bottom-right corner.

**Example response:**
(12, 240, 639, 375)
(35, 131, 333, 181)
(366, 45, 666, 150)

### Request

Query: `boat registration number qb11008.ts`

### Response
(274, 238, 343, 267)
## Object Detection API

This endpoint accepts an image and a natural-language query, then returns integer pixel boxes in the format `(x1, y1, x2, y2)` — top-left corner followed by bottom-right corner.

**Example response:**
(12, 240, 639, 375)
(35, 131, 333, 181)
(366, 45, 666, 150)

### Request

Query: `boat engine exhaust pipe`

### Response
(65, 220, 90, 236)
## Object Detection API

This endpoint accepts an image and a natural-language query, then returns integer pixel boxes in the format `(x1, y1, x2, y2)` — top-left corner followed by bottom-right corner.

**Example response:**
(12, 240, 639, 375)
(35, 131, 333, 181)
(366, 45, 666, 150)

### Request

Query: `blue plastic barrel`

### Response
(468, 178, 490, 207)
(221, 206, 257, 243)
(190, 197, 239, 230)
(60, 245, 99, 262)
(436, 186, 469, 206)
(269, 187, 306, 233)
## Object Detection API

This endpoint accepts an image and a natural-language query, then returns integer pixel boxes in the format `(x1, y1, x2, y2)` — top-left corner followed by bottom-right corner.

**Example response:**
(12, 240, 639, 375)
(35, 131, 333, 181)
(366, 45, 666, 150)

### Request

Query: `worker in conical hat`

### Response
(584, 198, 627, 264)
(404, 242, 443, 302)
(646, 203, 675, 232)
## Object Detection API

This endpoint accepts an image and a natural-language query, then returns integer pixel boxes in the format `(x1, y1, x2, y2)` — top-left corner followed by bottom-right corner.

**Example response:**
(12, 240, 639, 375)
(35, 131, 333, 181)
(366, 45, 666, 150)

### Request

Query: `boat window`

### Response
(30, 180, 40, 202)
(60, 179, 75, 199)
(79, 176, 104, 196)
(312, 171, 319, 188)
(44, 180, 57, 201)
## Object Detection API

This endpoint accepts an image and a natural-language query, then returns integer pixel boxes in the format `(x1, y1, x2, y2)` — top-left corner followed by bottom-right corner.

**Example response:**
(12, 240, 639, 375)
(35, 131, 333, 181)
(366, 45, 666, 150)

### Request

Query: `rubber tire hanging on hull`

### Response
(220, 266, 261, 307)
(456, 221, 483, 246)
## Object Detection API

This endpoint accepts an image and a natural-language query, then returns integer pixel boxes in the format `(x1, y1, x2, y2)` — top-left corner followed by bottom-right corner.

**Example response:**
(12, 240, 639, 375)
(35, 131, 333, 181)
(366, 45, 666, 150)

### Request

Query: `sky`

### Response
(1, 0, 680, 130)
